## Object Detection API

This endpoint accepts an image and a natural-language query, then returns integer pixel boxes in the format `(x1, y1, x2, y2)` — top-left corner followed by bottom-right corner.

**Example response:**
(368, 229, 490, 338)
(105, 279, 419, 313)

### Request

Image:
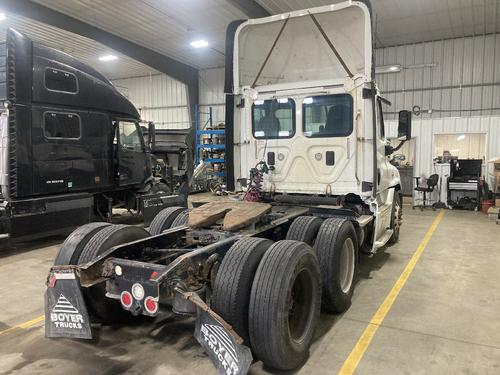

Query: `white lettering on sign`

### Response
(50, 294, 84, 330)
(200, 324, 239, 375)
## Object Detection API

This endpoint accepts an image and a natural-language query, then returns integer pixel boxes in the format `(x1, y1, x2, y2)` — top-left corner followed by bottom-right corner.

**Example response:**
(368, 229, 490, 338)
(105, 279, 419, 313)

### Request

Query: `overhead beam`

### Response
(1, 0, 199, 124)
(227, 0, 271, 18)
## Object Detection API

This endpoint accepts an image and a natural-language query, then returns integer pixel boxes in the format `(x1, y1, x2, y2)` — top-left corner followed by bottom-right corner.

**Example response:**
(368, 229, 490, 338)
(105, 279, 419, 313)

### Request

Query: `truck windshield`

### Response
(252, 98, 295, 139)
(303, 94, 353, 137)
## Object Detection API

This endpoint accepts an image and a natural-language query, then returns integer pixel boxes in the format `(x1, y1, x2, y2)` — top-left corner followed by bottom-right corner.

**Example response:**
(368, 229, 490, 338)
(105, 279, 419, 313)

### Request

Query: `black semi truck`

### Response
(0, 29, 185, 242)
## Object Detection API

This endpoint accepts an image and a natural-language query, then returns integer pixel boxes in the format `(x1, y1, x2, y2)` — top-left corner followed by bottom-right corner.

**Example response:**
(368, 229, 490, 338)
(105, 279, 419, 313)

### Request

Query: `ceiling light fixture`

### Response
(99, 54, 117, 62)
(375, 64, 402, 74)
(0, 13, 6, 21)
(190, 40, 209, 48)
(457, 134, 466, 141)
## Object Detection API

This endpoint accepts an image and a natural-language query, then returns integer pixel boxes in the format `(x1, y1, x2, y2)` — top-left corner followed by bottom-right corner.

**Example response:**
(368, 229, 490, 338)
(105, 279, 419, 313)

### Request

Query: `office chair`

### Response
(413, 174, 439, 210)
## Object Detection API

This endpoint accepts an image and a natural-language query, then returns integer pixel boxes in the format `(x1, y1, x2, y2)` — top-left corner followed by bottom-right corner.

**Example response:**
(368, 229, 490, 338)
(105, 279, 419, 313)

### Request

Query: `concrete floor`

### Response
(1, 203, 500, 374)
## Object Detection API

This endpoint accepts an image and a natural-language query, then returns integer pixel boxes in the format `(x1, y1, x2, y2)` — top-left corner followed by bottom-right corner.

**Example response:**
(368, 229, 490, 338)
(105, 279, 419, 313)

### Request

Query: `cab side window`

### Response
(119, 121, 142, 151)
(44, 112, 81, 139)
(45, 68, 78, 93)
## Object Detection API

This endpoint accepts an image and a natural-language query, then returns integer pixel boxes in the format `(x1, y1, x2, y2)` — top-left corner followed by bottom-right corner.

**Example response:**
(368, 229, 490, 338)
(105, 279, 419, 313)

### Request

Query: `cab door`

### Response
(115, 119, 148, 187)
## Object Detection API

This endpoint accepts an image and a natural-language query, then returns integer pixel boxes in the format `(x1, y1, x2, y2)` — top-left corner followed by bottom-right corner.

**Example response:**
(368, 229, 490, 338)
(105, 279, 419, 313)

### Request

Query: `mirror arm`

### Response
(385, 140, 406, 156)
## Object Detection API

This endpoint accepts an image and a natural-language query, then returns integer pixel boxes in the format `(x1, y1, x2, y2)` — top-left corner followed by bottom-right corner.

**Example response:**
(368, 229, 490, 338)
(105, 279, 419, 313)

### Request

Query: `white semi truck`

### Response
(44, 2, 412, 374)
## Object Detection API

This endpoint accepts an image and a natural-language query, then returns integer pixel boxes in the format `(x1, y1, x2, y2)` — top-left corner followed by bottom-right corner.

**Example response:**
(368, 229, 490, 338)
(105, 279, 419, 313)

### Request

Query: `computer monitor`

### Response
(450, 159, 482, 178)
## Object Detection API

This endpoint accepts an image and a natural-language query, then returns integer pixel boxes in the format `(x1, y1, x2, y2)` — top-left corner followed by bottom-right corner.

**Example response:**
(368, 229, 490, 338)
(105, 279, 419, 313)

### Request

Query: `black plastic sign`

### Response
(194, 308, 252, 375)
(44, 270, 92, 339)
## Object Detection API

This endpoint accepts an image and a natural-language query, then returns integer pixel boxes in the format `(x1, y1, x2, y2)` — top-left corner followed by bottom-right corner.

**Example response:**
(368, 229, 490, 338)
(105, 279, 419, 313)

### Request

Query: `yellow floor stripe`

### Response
(338, 209, 445, 375)
(0, 315, 45, 337)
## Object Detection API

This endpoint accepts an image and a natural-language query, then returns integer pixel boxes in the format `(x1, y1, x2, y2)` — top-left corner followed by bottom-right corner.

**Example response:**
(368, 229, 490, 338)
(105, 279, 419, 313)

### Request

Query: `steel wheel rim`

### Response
(339, 238, 355, 293)
(287, 268, 314, 343)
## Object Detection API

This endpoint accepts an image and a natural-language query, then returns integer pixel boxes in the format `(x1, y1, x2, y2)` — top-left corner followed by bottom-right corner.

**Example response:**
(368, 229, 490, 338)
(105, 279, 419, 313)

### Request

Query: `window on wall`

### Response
(44, 112, 81, 139)
(45, 68, 78, 93)
(252, 98, 295, 139)
(119, 121, 142, 151)
(303, 94, 353, 137)
(433, 133, 486, 160)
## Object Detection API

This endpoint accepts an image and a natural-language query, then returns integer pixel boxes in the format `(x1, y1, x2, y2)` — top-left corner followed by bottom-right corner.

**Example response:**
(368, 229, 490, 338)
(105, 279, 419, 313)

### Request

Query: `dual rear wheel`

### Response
(211, 216, 358, 370)
(212, 237, 321, 370)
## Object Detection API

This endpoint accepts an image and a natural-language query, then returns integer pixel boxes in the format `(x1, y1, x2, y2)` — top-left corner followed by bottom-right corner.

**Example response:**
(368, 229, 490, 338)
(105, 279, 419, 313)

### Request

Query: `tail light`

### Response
(120, 291, 133, 309)
(144, 296, 158, 314)
(48, 275, 57, 288)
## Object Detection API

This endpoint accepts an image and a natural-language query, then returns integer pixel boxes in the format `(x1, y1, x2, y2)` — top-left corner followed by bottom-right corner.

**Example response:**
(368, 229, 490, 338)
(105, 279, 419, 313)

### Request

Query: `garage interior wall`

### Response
(386, 116, 500, 188)
(112, 74, 191, 129)
(377, 34, 500, 120)
(198, 67, 226, 128)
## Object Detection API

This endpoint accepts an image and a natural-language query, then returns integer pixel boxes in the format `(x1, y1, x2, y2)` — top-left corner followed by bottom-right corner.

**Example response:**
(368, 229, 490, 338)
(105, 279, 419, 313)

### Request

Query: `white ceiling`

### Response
(2, 0, 499, 80)
(0, 13, 157, 80)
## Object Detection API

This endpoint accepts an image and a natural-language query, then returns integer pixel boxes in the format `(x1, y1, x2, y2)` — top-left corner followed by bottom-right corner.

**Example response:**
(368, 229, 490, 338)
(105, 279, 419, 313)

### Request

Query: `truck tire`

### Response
(78, 224, 150, 322)
(211, 237, 273, 343)
(148, 206, 186, 235)
(54, 222, 111, 266)
(388, 192, 402, 244)
(286, 216, 323, 246)
(249, 240, 321, 370)
(170, 208, 190, 227)
(314, 218, 358, 313)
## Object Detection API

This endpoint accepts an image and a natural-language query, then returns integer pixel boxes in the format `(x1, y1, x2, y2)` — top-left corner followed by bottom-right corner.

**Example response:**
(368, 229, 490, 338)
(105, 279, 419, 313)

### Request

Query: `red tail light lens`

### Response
(120, 291, 133, 308)
(144, 296, 158, 314)
(48, 275, 57, 288)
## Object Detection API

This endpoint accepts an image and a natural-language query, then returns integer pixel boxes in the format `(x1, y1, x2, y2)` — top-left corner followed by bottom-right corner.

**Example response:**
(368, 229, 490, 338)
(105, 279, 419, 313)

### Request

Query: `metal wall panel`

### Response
(378, 34, 500, 120)
(112, 74, 190, 129)
(198, 68, 226, 127)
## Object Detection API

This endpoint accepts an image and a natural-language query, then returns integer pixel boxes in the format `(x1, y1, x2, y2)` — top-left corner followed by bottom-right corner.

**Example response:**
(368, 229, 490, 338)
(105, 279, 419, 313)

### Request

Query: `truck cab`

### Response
(225, 1, 410, 251)
(0, 29, 184, 242)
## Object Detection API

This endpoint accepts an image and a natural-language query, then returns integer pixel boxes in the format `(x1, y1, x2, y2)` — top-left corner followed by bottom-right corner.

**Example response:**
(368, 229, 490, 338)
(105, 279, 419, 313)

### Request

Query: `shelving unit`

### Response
(195, 105, 226, 180)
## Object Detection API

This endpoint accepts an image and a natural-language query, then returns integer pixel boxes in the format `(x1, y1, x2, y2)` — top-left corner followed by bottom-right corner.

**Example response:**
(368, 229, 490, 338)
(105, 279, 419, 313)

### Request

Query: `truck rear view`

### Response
(43, 2, 412, 374)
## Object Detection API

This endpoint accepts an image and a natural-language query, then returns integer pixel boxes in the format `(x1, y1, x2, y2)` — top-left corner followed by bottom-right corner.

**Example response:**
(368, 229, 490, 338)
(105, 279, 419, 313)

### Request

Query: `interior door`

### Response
(116, 119, 147, 187)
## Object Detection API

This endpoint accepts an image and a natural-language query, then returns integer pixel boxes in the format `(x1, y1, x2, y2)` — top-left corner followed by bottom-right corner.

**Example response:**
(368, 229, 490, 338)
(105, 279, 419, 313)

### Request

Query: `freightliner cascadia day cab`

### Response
(44, 2, 412, 374)
(0, 29, 185, 243)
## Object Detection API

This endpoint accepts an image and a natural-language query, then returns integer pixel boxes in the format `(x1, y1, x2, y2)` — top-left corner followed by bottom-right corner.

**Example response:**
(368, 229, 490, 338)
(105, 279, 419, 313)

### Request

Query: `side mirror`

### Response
(148, 122, 156, 151)
(398, 110, 412, 141)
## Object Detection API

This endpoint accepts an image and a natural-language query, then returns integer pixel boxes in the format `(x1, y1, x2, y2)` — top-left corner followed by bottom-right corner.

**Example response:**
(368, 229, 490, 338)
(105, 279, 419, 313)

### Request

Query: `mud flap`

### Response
(195, 307, 252, 375)
(44, 269, 92, 339)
